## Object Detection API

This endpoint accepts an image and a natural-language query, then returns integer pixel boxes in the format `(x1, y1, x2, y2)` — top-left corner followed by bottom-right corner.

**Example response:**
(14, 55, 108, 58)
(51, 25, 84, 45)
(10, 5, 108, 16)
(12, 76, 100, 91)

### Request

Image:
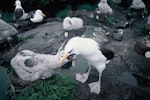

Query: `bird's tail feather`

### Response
(100, 47, 114, 60)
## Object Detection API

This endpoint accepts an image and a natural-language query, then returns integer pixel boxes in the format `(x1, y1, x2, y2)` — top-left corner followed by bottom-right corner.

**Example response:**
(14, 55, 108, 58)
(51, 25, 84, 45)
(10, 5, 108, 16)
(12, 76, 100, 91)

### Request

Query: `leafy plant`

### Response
(16, 36, 27, 42)
(104, 16, 114, 26)
(21, 0, 55, 5)
(16, 74, 76, 100)
(126, 9, 138, 18)
(41, 0, 54, 5)
(77, 3, 97, 11)
(1, 11, 14, 23)
(55, 7, 72, 18)
(107, 0, 114, 7)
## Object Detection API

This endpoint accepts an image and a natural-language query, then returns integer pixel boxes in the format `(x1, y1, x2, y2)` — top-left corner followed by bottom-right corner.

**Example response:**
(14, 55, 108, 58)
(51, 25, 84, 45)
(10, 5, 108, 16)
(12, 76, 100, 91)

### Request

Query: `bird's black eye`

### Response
(68, 49, 73, 54)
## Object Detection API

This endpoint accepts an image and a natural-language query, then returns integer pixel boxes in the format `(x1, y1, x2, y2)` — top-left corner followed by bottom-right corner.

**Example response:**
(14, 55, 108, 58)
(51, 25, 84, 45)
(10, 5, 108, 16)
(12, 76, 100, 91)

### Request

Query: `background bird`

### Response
(97, 0, 113, 15)
(63, 17, 83, 30)
(130, 0, 145, 9)
(14, 0, 30, 21)
(30, 9, 46, 23)
(57, 37, 114, 94)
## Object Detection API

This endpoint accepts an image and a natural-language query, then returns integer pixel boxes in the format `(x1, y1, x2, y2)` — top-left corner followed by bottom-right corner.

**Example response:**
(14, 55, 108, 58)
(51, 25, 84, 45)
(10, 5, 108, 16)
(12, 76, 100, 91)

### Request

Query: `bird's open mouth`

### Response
(67, 54, 77, 67)
(67, 54, 77, 60)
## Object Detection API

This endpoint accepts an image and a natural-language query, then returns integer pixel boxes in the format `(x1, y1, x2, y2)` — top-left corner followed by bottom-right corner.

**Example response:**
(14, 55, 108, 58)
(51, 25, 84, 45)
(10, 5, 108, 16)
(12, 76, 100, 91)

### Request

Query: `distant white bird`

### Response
(130, 0, 145, 9)
(30, 9, 46, 23)
(63, 17, 83, 30)
(97, 0, 113, 15)
(14, 0, 30, 21)
(57, 37, 114, 94)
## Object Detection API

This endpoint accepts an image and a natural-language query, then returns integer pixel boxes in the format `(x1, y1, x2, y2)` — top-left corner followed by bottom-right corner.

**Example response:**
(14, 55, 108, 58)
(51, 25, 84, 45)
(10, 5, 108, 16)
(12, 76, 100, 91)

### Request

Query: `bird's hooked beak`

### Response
(41, 13, 46, 17)
(57, 52, 77, 67)
(14, 3, 16, 6)
(57, 53, 68, 67)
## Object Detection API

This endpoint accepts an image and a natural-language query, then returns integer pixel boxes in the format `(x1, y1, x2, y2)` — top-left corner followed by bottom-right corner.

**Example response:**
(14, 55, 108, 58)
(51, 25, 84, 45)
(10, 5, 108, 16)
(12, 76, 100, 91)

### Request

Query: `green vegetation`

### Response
(16, 36, 27, 42)
(1, 11, 14, 23)
(104, 16, 114, 26)
(21, 0, 55, 5)
(126, 9, 138, 18)
(77, 3, 97, 11)
(107, 0, 114, 7)
(55, 7, 72, 18)
(16, 74, 76, 100)
(41, 0, 54, 5)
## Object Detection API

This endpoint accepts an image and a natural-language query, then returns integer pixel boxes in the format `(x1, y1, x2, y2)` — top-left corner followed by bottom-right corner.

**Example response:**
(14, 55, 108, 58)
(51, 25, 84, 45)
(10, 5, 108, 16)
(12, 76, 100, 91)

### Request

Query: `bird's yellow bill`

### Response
(41, 13, 46, 17)
(57, 53, 68, 67)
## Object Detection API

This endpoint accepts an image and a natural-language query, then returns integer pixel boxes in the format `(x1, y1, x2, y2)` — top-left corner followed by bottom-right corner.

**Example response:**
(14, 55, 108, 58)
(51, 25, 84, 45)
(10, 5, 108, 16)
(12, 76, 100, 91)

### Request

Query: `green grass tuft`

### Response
(1, 11, 14, 23)
(77, 3, 97, 11)
(104, 16, 114, 26)
(16, 36, 27, 42)
(55, 7, 72, 18)
(107, 0, 114, 7)
(16, 74, 76, 100)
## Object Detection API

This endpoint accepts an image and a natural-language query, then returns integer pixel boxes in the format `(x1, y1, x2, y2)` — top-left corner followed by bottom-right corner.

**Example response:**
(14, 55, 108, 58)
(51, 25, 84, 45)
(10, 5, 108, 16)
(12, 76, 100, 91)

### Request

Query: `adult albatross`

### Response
(57, 37, 114, 94)
(97, 0, 113, 15)
(14, 0, 29, 21)
(30, 9, 46, 23)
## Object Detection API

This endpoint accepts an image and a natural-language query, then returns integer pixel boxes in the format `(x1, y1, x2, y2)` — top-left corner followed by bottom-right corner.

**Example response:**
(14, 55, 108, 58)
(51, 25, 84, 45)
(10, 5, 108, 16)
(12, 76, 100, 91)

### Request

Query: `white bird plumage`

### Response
(11, 50, 69, 81)
(30, 9, 46, 23)
(14, 0, 29, 21)
(63, 17, 83, 30)
(57, 37, 114, 94)
(97, 0, 113, 15)
(130, 0, 145, 9)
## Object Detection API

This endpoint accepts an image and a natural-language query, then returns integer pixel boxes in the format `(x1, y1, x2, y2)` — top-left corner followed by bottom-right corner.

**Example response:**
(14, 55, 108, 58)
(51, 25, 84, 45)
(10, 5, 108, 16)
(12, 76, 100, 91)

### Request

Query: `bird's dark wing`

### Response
(14, 8, 23, 20)
(100, 47, 114, 60)
(28, 11, 35, 18)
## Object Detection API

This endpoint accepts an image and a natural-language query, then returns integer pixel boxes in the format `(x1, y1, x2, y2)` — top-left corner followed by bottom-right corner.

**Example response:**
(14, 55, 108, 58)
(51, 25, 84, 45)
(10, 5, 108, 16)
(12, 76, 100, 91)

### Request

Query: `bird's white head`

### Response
(35, 9, 46, 17)
(64, 17, 72, 25)
(15, 0, 21, 7)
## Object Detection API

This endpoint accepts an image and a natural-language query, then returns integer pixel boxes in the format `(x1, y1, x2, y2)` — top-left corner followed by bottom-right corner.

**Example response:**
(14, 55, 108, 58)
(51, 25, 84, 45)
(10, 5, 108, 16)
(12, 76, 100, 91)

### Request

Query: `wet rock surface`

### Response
(0, 6, 150, 100)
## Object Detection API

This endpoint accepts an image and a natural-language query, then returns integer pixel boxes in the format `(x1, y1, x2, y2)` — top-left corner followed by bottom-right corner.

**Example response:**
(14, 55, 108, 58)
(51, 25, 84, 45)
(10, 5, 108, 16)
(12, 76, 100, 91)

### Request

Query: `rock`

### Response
(143, 24, 150, 35)
(115, 21, 129, 28)
(15, 22, 65, 54)
(0, 19, 18, 44)
(64, 26, 86, 38)
(0, 13, 2, 18)
(134, 41, 150, 58)
(112, 29, 124, 41)
(147, 15, 150, 25)
(10, 50, 69, 82)
(68, 10, 95, 19)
